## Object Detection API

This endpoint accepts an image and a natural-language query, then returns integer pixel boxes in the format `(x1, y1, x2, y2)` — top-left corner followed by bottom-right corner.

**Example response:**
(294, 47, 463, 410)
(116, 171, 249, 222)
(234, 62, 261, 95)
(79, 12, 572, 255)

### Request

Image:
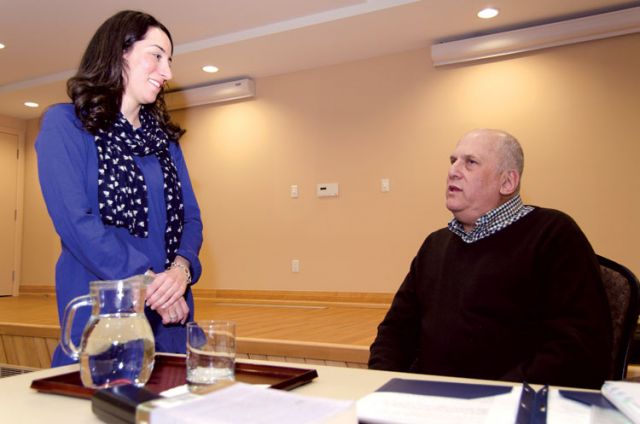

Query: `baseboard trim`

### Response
(192, 289, 393, 305)
(0, 323, 60, 338)
(17, 285, 56, 297)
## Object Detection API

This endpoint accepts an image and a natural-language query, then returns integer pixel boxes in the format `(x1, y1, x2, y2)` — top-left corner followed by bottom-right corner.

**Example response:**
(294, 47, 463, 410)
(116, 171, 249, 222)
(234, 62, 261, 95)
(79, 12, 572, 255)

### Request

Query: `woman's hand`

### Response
(145, 256, 191, 311)
(157, 297, 190, 325)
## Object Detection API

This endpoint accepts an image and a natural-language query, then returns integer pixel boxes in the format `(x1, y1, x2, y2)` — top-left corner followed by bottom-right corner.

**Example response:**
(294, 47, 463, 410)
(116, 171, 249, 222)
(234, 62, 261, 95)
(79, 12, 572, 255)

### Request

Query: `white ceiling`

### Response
(1, 0, 639, 119)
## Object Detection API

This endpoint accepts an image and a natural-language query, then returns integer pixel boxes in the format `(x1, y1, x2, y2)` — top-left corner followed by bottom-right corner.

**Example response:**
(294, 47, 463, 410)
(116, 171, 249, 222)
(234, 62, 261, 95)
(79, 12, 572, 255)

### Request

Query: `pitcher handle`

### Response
(60, 294, 92, 360)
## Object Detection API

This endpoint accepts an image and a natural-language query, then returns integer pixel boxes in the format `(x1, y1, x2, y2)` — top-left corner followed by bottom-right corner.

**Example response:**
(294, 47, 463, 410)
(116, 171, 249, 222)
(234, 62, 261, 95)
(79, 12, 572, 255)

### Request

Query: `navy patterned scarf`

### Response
(94, 107, 184, 267)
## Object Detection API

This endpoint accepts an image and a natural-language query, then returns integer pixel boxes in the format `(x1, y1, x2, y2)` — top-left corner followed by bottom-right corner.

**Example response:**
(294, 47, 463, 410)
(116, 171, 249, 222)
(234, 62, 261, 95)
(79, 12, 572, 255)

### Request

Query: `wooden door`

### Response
(0, 131, 18, 295)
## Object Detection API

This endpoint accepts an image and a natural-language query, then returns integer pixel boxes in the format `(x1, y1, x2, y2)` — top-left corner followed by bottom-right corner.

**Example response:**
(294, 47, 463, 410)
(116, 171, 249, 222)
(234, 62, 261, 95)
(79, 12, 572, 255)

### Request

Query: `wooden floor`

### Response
(0, 292, 390, 369)
(197, 300, 386, 346)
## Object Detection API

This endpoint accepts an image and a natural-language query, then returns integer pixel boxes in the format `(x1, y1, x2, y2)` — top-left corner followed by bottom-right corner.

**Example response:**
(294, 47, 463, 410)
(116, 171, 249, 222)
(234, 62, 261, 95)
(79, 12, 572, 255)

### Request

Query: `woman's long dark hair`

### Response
(67, 10, 184, 139)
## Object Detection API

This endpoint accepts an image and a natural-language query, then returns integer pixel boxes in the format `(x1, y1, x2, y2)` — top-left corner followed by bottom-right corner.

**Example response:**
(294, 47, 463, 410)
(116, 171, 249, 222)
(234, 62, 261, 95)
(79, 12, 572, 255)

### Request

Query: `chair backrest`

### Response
(598, 255, 640, 380)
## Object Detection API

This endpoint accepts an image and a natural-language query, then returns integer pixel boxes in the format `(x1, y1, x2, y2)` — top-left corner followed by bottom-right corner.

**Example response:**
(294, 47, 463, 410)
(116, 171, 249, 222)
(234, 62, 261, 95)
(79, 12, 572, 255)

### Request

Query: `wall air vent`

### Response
(165, 78, 255, 110)
(431, 6, 640, 66)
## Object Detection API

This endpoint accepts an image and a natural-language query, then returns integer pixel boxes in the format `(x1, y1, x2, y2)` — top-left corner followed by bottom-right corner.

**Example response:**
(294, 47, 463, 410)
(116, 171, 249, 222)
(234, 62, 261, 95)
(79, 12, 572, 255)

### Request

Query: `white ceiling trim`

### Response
(175, 0, 420, 54)
(0, 70, 76, 94)
(0, 0, 419, 94)
(431, 6, 640, 66)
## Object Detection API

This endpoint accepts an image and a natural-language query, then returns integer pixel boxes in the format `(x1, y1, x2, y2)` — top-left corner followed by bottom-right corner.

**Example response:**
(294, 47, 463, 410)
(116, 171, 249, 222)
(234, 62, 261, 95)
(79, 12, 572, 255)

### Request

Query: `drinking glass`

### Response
(186, 320, 236, 391)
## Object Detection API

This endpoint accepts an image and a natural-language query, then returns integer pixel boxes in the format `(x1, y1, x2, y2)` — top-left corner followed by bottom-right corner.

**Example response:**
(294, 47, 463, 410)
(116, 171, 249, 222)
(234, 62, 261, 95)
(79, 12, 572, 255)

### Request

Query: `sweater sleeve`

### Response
(170, 142, 204, 284)
(503, 212, 612, 388)
(35, 106, 152, 280)
(368, 254, 423, 371)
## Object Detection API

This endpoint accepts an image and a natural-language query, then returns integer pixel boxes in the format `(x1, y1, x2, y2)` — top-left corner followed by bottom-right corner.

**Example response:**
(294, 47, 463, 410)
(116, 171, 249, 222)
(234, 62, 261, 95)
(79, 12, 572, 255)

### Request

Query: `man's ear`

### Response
(499, 170, 519, 196)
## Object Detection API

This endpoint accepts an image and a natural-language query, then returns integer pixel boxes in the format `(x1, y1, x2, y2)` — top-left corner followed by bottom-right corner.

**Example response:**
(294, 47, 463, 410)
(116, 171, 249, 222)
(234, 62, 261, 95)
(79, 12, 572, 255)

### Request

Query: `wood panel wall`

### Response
(0, 324, 59, 369)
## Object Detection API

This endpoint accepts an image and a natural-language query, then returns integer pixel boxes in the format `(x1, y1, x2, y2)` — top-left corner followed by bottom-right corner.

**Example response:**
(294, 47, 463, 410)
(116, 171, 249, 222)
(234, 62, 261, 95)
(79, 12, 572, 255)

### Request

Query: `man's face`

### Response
(446, 131, 505, 231)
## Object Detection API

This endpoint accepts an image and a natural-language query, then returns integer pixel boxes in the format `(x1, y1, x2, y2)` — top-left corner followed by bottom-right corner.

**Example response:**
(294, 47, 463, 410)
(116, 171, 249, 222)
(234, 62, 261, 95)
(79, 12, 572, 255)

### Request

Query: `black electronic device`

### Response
(91, 384, 161, 424)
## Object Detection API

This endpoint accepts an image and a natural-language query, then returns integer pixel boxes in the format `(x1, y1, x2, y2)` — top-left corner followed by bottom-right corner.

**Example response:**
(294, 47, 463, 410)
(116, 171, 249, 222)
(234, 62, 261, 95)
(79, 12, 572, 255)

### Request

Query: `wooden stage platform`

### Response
(2, 289, 638, 380)
(0, 289, 391, 371)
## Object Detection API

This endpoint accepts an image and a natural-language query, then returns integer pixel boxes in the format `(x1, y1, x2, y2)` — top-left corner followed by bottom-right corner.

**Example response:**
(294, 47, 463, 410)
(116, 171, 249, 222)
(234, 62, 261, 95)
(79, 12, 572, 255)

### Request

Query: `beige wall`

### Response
(22, 119, 59, 286)
(21, 33, 640, 292)
(0, 115, 26, 132)
(0, 114, 26, 296)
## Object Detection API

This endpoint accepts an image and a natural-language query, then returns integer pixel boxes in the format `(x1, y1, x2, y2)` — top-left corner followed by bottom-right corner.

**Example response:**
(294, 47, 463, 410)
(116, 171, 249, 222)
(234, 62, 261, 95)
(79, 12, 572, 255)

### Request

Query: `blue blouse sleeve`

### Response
(170, 142, 204, 284)
(35, 105, 152, 279)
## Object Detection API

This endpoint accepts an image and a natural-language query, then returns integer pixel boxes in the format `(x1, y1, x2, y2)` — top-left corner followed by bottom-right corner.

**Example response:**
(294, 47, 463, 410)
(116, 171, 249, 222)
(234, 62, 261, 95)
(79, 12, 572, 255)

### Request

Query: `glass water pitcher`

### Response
(60, 274, 155, 388)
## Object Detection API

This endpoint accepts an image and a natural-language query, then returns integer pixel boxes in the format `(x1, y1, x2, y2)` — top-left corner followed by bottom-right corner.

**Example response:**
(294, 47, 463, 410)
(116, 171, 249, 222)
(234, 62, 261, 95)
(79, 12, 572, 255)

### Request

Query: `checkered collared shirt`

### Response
(448, 194, 534, 243)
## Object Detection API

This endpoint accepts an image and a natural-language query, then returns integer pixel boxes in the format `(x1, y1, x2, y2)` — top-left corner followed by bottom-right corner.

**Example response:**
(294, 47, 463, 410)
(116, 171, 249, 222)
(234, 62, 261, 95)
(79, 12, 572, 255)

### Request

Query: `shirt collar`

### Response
(448, 194, 534, 243)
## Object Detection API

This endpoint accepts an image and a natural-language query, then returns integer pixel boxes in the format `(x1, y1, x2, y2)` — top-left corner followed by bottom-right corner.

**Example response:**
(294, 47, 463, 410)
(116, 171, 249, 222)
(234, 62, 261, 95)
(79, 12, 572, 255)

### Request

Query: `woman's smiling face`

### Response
(121, 26, 173, 110)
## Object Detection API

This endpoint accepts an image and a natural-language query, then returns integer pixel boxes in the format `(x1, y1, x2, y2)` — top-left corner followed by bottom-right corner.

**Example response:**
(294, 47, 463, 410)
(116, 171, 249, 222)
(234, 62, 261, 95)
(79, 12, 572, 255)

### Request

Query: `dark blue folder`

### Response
(558, 390, 616, 410)
(516, 383, 548, 424)
(374, 378, 512, 399)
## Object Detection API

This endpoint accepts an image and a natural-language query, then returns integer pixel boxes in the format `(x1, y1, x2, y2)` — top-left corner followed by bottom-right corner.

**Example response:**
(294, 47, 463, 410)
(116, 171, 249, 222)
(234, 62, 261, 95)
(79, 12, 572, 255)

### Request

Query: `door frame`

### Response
(0, 125, 25, 296)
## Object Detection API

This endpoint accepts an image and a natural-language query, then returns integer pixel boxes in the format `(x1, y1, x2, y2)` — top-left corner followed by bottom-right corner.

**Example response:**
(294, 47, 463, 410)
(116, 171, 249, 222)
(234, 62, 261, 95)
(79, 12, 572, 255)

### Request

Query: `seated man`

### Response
(368, 129, 612, 389)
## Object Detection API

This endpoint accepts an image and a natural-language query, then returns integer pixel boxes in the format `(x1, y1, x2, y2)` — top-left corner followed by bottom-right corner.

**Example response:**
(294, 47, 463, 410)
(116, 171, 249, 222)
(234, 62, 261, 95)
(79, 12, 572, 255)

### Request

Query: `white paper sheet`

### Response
(546, 389, 630, 424)
(547, 389, 591, 424)
(602, 381, 640, 424)
(356, 386, 521, 424)
(150, 382, 356, 424)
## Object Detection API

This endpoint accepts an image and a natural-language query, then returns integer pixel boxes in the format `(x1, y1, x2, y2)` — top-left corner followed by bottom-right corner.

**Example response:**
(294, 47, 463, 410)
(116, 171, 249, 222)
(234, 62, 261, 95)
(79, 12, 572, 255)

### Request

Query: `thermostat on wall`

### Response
(317, 183, 339, 197)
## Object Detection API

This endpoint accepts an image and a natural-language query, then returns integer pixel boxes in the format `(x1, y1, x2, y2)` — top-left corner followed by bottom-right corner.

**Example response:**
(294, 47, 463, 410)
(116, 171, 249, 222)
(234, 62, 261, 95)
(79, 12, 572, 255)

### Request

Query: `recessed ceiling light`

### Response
(477, 7, 499, 19)
(202, 65, 219, 73)
(24, 101, 39, 108)
(0, 42, 5, 50)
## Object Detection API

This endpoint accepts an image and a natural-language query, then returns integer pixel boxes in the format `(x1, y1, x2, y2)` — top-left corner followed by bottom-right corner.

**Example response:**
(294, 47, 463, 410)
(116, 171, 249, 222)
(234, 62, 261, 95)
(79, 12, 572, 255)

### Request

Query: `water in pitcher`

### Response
(79, 315, 155, 388)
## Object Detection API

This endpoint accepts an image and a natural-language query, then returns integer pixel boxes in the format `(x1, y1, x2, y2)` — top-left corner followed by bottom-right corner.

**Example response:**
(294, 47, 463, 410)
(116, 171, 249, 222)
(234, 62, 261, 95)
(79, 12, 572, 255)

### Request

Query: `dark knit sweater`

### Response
(369, 207, 612, 389)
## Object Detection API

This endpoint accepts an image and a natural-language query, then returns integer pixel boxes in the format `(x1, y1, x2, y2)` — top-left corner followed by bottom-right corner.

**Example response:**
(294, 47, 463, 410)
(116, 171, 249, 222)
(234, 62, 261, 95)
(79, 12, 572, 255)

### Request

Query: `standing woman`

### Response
(36, 10, 203, 366)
